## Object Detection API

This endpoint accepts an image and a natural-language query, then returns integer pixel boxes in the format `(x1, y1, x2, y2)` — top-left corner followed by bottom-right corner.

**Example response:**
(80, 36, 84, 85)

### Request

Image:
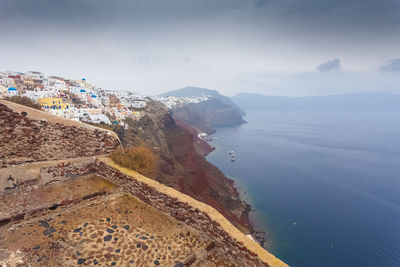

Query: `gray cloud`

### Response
(1, 0, 400, 33)
(0, 0, 399, 95)
(381, 58, 400, 72)
(317, 59, 342, 72)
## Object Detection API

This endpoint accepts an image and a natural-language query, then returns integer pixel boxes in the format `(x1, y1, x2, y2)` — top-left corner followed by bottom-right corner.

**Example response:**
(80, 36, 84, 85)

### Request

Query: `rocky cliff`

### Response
(115, 102, 251, 231)
(160, 87, 246, 134)
(175, 119, 214, 156)
(173, 98, 246, 134)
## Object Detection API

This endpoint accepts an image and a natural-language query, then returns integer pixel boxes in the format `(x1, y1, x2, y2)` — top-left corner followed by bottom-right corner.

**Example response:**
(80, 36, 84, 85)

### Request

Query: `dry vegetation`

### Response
(110, 145, 158, 177)
(4, 95, 42, 110)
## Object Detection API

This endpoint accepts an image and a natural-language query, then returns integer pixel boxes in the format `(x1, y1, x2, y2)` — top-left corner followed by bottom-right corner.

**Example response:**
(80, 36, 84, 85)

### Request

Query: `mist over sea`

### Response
(206, 110, 400, 267)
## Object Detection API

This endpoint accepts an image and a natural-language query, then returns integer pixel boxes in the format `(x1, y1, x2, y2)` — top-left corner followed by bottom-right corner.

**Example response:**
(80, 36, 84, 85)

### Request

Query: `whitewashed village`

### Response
(0, 70, 211, 129)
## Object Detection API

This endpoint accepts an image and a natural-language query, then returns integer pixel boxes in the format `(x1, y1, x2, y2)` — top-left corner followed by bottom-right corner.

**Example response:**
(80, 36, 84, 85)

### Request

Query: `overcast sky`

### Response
(0, 0, 399, 96)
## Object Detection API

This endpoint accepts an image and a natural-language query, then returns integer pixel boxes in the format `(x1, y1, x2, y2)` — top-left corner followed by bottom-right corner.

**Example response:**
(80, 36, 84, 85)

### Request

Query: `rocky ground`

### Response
(0, 168, 243, 267)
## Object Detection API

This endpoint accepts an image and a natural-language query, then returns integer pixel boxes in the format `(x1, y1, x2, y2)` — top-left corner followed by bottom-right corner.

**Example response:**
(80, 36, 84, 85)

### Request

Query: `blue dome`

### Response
(91, 94, 97, 98)
(82, 78, 86, 81)
(7, 87, 17, 91)
(80, 89, 86, 93)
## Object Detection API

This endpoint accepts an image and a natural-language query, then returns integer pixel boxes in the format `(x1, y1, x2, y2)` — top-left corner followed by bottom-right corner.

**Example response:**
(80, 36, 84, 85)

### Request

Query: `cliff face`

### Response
(175, 119, 214, 156)
(116, 102, 250, 230)
(160, 86, 247, 134)
(173, 98, 246, 134)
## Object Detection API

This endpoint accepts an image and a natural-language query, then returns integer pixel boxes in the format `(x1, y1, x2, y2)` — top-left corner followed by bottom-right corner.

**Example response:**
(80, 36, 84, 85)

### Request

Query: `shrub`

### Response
(110, 145, 158, 177)
(5, 96, 42, 110)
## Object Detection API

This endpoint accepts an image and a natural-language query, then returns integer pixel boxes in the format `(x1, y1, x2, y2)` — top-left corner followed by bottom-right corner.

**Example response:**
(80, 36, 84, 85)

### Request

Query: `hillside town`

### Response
(152, 95, 211, 109)
(0, 70, 212, 126)
(0, 70, 149, 125)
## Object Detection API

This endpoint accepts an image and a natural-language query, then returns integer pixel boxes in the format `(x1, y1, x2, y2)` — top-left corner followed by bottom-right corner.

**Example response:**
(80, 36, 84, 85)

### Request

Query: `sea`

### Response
(206, 110, 400, 267)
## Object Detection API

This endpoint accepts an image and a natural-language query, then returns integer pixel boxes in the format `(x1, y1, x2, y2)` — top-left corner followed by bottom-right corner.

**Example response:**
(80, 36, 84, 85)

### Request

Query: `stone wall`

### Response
(40, 159, 97, 181)
(95, 159, 281, 267)
(0, 103, 120, 167)
(0, 158, 111, 228)
(0, 158, 97, 195)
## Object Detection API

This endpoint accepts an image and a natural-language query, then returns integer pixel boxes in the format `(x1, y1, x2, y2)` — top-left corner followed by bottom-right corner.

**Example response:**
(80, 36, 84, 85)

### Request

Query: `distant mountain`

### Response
(232, 93, 400, 112)
(160, 87, 246, 116)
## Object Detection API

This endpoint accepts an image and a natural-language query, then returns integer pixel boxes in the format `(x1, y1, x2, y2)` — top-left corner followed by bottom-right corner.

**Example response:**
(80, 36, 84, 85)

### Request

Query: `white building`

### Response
(78, 89, 87, 97)
(68, 85, 83, 94)
(88, 93, 102, 106)
(47, 76, 66, 90)
(22, 88, 58, 101)
(125, 100, 147, 109)
(25, 71, 44, 80)
(7, 87, 18, 96)
(0, 77, 15, 87)
(48, 108, 76, 119)
(81, 113, 111, 125)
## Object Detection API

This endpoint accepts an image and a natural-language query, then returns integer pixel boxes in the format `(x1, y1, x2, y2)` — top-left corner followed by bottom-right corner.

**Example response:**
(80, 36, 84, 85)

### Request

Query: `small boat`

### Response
(229, 150, 235, 155)
(231, 158, 236, 162)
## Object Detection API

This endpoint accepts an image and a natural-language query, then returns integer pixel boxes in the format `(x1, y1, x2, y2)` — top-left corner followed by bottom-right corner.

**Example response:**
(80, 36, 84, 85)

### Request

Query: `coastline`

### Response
(205, 128, 269, 248)
(228, 172, 269, 248)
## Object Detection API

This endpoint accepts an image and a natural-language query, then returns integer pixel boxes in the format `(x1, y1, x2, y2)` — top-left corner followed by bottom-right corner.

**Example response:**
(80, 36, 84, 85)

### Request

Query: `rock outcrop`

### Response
(160, 87, 246, 134)
(175, 119, 214, 156)
(0, 102, 120, 167)
(173, 98, 246, 134)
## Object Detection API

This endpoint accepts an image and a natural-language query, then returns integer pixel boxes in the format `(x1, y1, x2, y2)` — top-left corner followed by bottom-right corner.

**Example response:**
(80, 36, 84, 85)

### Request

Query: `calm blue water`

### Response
(206, 111, 400, 267)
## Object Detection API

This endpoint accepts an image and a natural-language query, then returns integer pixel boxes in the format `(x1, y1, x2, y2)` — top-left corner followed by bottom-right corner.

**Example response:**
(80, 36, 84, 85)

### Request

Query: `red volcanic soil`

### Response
(167, 120, 250, 229)
(175, 119, 214, 156)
